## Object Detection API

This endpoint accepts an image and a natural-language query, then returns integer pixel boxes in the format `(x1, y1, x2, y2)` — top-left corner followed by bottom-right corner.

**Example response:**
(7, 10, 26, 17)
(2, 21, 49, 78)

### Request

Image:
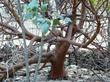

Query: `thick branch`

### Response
(0, 52, 53, 81)
(0, 22, 41, 42)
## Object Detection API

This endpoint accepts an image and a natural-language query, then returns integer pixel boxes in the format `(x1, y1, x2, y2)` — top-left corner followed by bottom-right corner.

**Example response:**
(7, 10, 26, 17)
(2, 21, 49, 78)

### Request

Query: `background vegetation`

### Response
(0, 0, 110, 82)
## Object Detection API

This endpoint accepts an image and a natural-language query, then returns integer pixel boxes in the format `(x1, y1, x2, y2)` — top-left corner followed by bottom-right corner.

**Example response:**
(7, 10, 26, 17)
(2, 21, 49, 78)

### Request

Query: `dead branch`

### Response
(0, 51, 53, 81)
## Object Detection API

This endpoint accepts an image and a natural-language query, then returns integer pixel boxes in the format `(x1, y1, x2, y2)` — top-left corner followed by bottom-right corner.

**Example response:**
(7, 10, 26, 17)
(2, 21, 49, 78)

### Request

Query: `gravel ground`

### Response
(3, 64, 109, 82)
(1, 50, 110, 82)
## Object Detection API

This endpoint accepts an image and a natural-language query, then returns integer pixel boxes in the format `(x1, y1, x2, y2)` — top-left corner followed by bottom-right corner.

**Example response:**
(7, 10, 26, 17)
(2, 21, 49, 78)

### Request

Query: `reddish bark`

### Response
(49, 41, 70, 79)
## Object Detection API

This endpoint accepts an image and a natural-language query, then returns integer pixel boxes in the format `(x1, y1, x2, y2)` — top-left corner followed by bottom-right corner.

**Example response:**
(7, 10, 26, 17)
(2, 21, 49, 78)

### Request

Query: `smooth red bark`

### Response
(49, 41, 70, 79)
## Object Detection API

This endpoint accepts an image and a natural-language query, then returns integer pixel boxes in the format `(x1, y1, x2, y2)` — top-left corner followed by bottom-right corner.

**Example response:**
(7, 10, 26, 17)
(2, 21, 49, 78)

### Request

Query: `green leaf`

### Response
(38, 22, 50, 34)
(41, 3, 48, 12)
(28, 0, 39, 10)
(23, 0, 39, 20)
(53, 18, 60, 26)
(108, 3, 110, 12)
(90, 0, 98, 5)
(32, 15, 50, 34)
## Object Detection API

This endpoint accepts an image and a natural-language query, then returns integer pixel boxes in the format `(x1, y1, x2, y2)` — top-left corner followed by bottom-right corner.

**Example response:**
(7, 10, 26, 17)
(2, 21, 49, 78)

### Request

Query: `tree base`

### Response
(47, 66, 68, 80)
(47, 74, 68, 80)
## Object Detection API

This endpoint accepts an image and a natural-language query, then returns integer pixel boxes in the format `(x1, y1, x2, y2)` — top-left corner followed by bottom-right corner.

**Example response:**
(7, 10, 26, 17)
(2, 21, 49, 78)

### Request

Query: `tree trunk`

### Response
(49, 41, 70, 79)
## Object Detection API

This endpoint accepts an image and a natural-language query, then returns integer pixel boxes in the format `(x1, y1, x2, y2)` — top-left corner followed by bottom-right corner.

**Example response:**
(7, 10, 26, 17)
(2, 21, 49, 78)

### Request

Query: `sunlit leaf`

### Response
(28, 0, 39, 10)
(32, 15, 50, 34)
(38, 22, 50, 34)
(23, 0, 39, 20)
(90, 0, 98, 5)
